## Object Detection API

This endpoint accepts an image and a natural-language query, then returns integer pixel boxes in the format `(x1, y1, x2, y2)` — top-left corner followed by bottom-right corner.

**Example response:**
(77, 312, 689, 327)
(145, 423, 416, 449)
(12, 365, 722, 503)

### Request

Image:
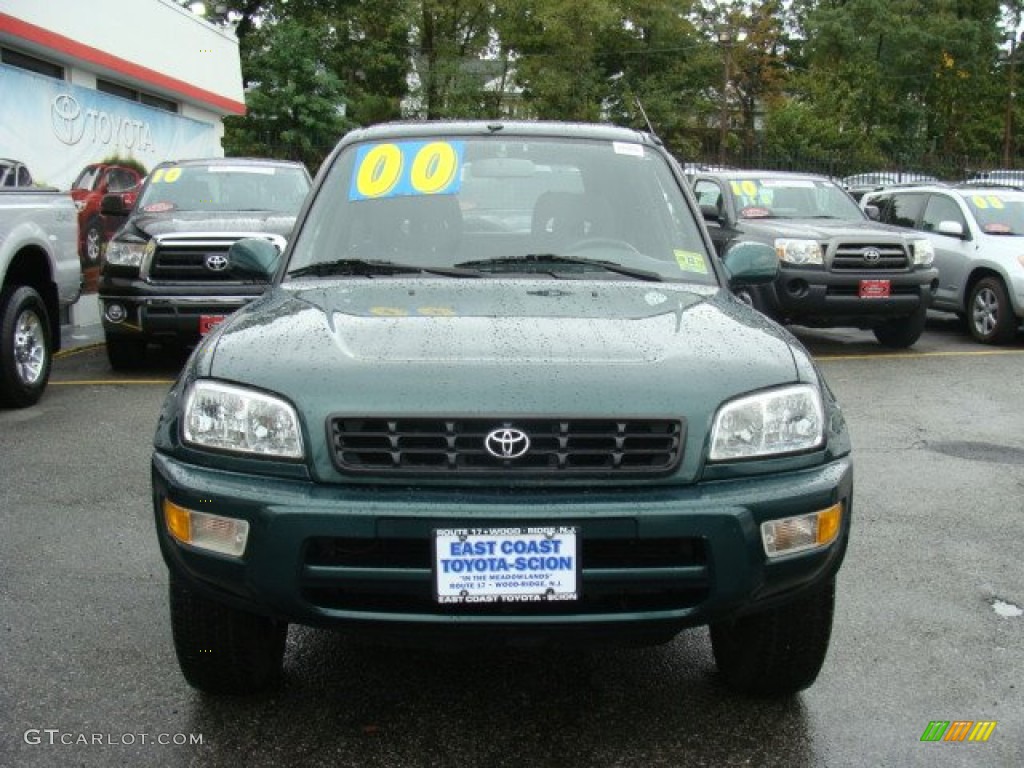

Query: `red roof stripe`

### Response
(0, 12, 245, 115)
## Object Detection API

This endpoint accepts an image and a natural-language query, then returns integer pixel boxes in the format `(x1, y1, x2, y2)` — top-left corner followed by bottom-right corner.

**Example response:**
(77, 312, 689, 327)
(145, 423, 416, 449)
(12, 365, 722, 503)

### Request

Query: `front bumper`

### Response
(153, 451, 853, 643)
(763, 267, 938, 324)
(99, 276, 261, 344)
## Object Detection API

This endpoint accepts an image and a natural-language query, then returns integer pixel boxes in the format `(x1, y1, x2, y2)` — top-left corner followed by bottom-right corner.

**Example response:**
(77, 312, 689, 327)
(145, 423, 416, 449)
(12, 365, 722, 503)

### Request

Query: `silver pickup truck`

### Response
(0, 187, 81, 407)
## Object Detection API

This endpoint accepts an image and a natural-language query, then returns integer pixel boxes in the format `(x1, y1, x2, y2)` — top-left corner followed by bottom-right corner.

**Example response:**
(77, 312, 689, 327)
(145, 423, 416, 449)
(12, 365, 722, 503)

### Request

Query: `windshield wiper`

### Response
(453, 254, 664, 282)
(288, 259, 481, 279)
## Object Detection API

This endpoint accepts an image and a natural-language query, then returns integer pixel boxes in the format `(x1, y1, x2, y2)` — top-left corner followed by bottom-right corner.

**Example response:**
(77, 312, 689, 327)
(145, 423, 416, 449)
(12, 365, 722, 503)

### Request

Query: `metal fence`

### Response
(681, 148, 1024, 184)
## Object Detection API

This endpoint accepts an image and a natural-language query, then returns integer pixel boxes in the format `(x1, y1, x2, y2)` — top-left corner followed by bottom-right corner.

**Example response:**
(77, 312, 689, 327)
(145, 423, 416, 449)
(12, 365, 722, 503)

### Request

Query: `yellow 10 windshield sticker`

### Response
(350, 140, 465, 201)
(150, 167, 183, 184)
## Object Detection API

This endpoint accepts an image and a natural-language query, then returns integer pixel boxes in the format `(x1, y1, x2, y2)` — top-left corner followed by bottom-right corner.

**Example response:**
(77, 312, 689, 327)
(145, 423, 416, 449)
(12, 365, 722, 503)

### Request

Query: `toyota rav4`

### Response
(152, 122, 853, 697)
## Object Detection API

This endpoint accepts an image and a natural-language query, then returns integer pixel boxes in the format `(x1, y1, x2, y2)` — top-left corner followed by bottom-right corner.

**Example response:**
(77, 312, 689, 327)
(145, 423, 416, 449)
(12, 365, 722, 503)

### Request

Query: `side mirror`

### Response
(936, 220, 965, 238)
(863, 204, 880, 221)
(700, 203, 721, 223)
(722, 241, 778, 286)
(228, 237, 282, 281)
(100, 192, 128, 216)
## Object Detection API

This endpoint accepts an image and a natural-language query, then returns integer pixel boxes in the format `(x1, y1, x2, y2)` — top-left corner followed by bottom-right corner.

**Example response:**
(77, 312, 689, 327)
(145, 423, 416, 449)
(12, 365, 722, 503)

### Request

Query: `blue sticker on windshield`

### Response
(349, 140, 465, 201)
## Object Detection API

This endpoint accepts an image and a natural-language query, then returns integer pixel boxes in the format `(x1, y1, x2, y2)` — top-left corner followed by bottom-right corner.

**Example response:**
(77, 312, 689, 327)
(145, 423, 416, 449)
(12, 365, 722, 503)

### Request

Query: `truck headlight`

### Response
(183, 380, 304, 459)
(106, 238, 153, 267)
(774, 238, 823, 266)
(710, 384, 825, 461)
(911, 238, 934, 266)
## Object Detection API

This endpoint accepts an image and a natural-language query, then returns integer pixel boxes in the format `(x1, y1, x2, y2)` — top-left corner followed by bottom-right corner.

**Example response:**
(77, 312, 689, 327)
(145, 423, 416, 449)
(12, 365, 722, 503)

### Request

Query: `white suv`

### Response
(862, 184, 1024, 344)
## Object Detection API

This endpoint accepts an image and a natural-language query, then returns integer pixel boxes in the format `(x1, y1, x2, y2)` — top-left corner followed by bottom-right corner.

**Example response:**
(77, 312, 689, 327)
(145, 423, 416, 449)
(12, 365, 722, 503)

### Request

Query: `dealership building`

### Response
(0, 0, 244, 325)
(0, 0, 243, 188)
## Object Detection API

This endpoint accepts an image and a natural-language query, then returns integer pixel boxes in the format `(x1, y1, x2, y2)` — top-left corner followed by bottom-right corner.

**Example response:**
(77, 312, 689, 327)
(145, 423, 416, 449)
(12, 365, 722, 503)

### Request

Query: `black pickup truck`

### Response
(98, 157, 311, 369)
(691, 170, 939, 347)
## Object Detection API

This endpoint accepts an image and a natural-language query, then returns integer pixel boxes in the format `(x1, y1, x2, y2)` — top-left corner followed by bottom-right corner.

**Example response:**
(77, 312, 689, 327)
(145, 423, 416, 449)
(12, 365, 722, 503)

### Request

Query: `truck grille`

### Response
(831, 242, 909, 271)
(146, 233, 286, 282)
(328, 418, 684, 476)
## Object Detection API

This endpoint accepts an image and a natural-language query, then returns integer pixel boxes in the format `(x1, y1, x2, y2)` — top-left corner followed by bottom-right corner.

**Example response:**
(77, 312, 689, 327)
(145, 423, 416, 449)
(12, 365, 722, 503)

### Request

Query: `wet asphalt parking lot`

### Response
(1, 312, 1022, 767)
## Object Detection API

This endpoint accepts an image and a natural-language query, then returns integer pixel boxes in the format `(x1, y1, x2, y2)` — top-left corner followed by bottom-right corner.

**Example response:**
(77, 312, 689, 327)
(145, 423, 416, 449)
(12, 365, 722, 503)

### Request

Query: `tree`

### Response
(223, 18, 353, 173)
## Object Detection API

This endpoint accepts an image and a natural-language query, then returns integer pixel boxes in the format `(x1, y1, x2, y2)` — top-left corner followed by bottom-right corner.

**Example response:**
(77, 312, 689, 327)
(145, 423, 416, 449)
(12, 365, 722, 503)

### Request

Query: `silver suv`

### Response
(862, 184, 1024, 344)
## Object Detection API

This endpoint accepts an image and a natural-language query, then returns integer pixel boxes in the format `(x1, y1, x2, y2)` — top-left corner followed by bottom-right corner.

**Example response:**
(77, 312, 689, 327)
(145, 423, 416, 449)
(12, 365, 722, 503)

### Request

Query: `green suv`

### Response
(151, 121, 853, 697)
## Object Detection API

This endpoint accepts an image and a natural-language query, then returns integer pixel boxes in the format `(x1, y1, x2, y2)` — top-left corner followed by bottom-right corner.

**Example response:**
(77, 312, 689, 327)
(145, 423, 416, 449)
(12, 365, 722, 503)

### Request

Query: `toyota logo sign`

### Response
(484, 428, 530, 459)
(862, 248, 882, 264)
(205, 253, 229, 272)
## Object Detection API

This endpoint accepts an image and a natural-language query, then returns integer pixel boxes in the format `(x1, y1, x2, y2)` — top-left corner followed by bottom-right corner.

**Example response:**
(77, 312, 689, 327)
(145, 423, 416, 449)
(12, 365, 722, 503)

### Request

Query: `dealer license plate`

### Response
(199, 314, 226, 335)
(858, 279, 891, 298)
(433, 526, 579, 604)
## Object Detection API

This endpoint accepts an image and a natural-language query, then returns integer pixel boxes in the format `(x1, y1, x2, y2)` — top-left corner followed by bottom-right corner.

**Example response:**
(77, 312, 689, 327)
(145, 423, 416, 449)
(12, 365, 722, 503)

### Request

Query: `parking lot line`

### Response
(49, 379, 176, 386)
(815, 349, 1024, 362)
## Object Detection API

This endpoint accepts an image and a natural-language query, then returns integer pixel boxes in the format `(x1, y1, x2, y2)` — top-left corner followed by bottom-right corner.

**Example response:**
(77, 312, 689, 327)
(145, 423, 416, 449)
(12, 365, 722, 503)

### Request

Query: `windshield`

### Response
(136, 163, 310, 214)
(726, 177, 865, 220)
(963, 192, 1024, 235)
(285, 135, 715, 284)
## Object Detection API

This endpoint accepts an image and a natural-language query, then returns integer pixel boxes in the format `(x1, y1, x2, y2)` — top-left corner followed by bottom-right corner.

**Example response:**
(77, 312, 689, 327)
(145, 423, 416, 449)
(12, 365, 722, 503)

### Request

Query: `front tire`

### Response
(0, 286, 52, 408)
(105, 337, 147, 371)
(873, 302, 927, 348)
(83, 217, 104, 264)
(967, 276, 1017, 344)
(710, 578, 835, 696)
(169, 575, 287, 695)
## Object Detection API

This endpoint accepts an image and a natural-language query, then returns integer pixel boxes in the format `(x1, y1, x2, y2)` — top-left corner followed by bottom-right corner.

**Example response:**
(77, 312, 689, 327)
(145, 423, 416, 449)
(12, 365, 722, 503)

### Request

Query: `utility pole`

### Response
(1004, 31, 1020, 168)
(718, 27, 733, 166)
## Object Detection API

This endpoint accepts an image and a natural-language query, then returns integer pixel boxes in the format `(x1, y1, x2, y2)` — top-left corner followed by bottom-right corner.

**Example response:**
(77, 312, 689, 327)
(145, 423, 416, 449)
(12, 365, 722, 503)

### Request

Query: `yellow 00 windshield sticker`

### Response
(350, 140, 464, 201)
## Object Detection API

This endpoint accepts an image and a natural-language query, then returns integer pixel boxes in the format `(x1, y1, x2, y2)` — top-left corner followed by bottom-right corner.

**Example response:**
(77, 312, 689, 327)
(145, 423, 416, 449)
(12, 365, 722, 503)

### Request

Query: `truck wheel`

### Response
(169, 575, 287, 695)
(84, 217, 104, 264)
(105, 337, 147, 370)
(872, 303, 927, 348)
(968, 276, 1017, 344)
(710, 578, 835, 696)
(0, 286, 52, 408)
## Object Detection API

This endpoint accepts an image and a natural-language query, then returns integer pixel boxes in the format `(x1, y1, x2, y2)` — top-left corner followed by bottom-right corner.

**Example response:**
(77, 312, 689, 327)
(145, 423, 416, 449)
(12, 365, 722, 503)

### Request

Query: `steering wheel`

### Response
(566, 237, 641, 254)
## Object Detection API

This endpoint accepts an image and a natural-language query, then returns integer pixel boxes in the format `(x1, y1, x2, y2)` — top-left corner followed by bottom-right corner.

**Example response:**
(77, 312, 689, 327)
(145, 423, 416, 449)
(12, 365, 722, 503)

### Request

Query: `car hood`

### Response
(739, 217, 911, 240)
(190, 280, 811, 474)
(127, 210, 296, 239)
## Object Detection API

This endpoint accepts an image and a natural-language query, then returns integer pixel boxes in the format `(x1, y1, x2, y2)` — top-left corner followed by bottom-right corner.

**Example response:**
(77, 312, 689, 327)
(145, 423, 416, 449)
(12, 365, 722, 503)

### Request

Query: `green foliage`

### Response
(99, 154, 148, 176)
(195, 0, 1021, 172)
(222, 18, 353, 173)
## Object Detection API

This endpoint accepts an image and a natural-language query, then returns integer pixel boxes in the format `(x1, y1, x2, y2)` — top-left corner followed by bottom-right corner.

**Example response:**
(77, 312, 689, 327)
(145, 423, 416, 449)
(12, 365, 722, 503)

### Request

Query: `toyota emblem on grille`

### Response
(205, 253, 229, 271)
(862, 248, 882, 263)
(484, 428, 530, 459)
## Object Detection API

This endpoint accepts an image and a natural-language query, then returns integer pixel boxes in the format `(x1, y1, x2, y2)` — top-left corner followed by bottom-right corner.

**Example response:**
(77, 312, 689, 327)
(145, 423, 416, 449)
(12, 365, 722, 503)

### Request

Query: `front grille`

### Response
(301, 533, 709, 615)
(328, 418, 684, 475)
(831, 242, 909, 271)
(149, 236, 242, 282)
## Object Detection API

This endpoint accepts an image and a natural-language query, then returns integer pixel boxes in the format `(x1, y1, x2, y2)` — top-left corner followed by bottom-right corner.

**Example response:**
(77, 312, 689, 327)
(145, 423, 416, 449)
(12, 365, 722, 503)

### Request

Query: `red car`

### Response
(70, 163, 143, 265)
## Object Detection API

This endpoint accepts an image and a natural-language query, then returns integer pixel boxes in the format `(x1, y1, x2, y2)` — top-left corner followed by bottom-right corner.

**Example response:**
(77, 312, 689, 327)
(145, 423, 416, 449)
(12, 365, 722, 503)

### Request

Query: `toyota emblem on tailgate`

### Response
(205, 253, 229, 271)
(484, 428, 530, 459)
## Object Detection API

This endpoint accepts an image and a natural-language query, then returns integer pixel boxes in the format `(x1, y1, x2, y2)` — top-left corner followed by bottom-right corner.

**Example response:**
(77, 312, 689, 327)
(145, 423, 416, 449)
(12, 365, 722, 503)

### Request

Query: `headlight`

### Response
(911, 238, 934, 266)
(709, 384, 825, 461)
(183, 380, 304, 459)
(105, 238, 153, 267)
(774, 238, 823, 266)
